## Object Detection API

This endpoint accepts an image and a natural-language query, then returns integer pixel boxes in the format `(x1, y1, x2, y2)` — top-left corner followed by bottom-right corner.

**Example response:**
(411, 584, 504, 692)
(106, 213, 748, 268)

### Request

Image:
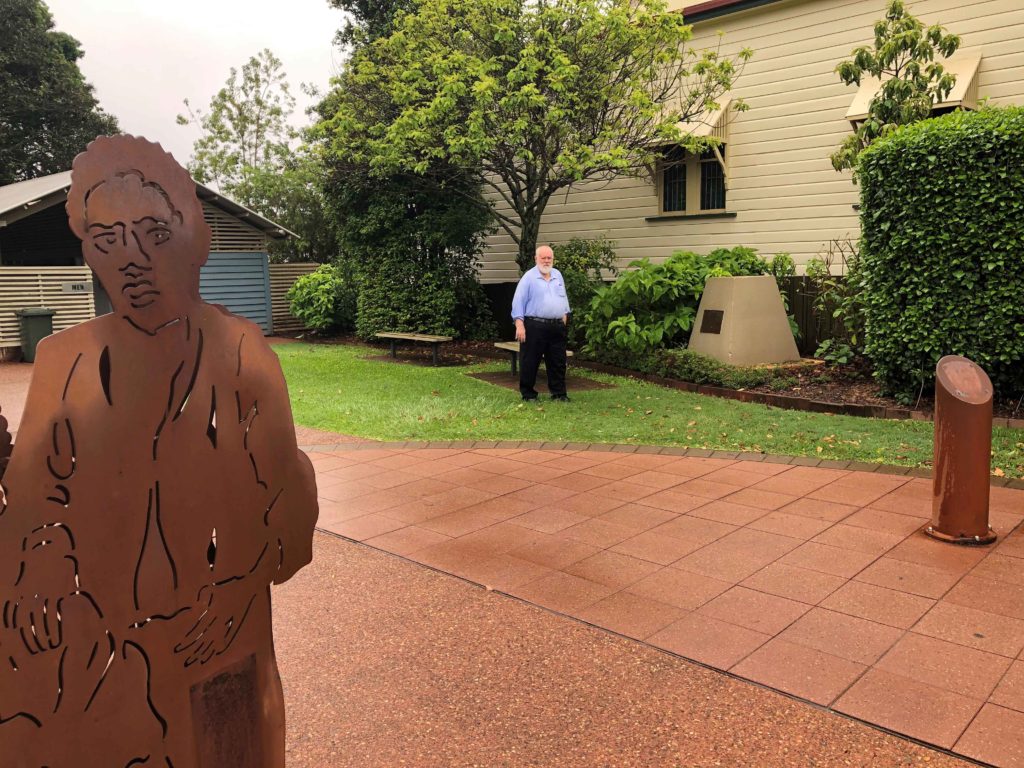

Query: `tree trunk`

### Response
(515, 196, 550, 273)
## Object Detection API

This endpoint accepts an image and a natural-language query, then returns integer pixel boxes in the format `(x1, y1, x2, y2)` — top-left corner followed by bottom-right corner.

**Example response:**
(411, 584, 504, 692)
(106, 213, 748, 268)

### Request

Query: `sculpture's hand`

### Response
(3, 532, 79, 655)
(174, 577, 257, 667)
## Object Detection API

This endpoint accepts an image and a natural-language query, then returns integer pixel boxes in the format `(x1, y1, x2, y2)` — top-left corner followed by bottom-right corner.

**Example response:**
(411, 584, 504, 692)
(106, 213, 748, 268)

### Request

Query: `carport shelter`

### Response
(0, 171, 293, 355)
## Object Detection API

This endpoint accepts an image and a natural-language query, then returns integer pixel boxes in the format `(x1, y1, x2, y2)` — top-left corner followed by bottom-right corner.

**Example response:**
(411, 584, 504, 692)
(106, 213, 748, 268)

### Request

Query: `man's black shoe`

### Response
(551, 394, 571, 402)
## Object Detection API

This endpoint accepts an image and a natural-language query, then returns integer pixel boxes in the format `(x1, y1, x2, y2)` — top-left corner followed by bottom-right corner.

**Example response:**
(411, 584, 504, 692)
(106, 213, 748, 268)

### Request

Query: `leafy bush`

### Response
(583, 247, 789, 354)
(858, 107, 1024, 401)
(287, 264, 357, 332)
(805, 237, 867, 364)
(553, 236, 619, 346)
(325, 171, 497, 340)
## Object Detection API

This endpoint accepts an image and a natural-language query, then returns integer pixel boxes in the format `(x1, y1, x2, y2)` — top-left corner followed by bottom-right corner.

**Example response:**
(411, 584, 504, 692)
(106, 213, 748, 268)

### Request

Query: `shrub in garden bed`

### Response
(287, 263, 358, 333)
(582, 247, 794, 355)
(858, 107, 1024, 403)
(585, 346, 813, 391)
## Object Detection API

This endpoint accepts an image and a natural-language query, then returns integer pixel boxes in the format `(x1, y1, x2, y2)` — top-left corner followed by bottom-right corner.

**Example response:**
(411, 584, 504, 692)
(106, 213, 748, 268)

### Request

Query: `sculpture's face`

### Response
(83, 174, 198, 333)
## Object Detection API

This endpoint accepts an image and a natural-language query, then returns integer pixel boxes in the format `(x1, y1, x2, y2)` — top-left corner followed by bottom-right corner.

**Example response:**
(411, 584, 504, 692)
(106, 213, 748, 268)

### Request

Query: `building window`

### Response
(658, 145, 727, 215)
(700, 148, 726, 211)
(662, 147, 687, 212)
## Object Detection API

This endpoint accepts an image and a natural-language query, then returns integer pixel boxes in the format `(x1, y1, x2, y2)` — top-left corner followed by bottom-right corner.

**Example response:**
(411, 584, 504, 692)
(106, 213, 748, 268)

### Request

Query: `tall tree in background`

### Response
(0, 0, 118, 185)
(831, 0, 961, 173)
(314, 0, 496, 339)
(178, 50, 336, 263)
(320, 0, 750, 272)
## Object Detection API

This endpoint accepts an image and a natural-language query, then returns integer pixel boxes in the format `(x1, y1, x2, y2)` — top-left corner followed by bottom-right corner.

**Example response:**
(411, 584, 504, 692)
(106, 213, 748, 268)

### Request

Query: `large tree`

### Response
(178, 50, 336, 263)
(0, 0, 118, 185)
(831, 0, 961, 173)
(319, 0, 750, 272)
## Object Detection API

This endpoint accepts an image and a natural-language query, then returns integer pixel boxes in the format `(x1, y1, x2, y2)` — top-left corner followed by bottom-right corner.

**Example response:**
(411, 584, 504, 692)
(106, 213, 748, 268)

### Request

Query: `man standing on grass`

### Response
(511, 245, 571, 402)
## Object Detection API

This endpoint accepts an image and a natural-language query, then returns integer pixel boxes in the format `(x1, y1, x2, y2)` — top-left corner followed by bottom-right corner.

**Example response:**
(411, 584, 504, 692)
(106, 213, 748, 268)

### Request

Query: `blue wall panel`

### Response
(198, 252, 273, 334)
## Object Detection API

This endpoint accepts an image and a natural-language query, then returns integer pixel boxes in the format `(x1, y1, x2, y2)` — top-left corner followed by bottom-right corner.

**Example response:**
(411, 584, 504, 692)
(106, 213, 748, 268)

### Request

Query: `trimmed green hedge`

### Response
(858, 107, 1024, 401)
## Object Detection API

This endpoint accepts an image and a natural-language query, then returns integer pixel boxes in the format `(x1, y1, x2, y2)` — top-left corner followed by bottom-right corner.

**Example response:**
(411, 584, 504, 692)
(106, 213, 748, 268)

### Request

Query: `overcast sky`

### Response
(45, 0, 349, 166)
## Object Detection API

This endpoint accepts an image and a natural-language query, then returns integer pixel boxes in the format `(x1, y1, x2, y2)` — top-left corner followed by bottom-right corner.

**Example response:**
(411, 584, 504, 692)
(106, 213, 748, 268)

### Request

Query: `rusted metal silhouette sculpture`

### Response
(0, 135, 319, 767)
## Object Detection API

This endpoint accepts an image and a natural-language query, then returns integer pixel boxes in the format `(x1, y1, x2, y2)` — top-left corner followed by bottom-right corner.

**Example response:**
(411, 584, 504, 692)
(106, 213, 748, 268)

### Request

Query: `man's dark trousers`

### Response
(520, 317, 567, 399)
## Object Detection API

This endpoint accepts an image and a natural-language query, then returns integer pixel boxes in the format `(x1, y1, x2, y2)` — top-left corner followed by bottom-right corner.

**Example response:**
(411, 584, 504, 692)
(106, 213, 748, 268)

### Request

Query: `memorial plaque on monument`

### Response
(0, 135, 319, 768)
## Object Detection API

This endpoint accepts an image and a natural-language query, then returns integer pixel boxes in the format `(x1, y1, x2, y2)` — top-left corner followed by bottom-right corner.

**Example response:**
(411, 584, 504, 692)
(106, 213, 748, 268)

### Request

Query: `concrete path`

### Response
(309, 442, 1024, 767)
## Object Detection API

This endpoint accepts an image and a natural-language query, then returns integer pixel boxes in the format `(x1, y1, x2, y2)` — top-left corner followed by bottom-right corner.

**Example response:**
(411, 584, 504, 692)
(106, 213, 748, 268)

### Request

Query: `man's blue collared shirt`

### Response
(511, 267, 571, 321)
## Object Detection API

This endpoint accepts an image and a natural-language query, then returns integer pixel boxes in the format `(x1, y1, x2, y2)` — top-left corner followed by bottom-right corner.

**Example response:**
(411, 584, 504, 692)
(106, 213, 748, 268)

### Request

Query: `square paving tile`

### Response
(577, 592, 685, 640)
(628, 470, 688, 490)
(508, 571, 616, 614)
(875, 632, 1011, 700)
(990, 661, 1024, 712)
(778, 608, 903, 665)
(466, 474, 534, 496)
(834, 668, 983, 749)
(462, 496, 539, 522)
(955, 704, 1024, 768)
(597, 504, 678, 532)
(697, 586, 810, 635)
(810, 524, 904, 556)
(599, 480, 659, 503)
(456, 554, 554, 591)
(323, 513, 406, 541)
(510, 506, 590, 534)
(853, 557, 962, 599)
(512, 535, 601, 571)
(421, 507, 505, 537)
(820, 581, 934, 629)
(723, 487, 798, 511)
(541, 472, 612, 493)
(750, 477, 827, 498)
(504, 463, 570, 483)
(565, 551, 663, 590)
(840, 508, 926, 537)
(885, 534, 989, 574)
(364, 525, 451, 556)
(626, 568, 732, 611)
(973, 554, 1024, 587)
(997, 534, 1024, 560)
(503, 483, 579, 507)
(869, 492, 932, 517)
(808, 481, 891, 507)
(558, 518, 639, 548)
(740, 562, 847, 605)
(649, 515, 737, 545)
(746, 511, 834, 540)
(648, 613, 771, 669)
(731, 637, 866, 705)
(318, 479, 377, 503)
(635, 489, 709, 514)
(317, 499, 374, 525)
(699, 467, 767, 488)
(676, 478, 739, 500)
(673, 528, 802, 583)
(579, 462, 644, 481)
(687, 499, 769, 526)
(554, 491, 628, 517)
(912, 602, 1024, 658)
(778, 497, 858, 523)
(944, 575, 1024, 621)
(611, 529, 706, 565)
(457, 522, 543, 555)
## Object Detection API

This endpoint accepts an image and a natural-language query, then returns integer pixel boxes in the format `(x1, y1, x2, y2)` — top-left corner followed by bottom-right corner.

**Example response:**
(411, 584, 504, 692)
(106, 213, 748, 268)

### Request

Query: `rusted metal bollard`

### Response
(926, 355, 997, 545)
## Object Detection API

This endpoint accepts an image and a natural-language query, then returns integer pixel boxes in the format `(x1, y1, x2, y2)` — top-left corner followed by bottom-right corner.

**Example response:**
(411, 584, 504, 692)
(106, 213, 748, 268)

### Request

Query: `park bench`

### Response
(376, 332, 453, 366)
(494, 341, 573, 376)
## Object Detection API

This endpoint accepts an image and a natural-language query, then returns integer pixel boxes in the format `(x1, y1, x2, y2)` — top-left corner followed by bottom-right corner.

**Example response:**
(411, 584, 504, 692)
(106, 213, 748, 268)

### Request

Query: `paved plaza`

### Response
(4, 360, 1024, 765)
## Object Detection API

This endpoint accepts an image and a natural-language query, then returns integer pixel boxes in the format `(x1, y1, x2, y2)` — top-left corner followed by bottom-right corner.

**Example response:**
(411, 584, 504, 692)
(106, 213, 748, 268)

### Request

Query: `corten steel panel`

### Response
(927, 355, 996, 545)
(0, 135, 319, 768)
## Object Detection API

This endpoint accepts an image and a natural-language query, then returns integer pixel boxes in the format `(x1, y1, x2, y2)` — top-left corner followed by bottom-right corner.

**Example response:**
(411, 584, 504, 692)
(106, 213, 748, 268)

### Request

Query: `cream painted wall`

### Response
(479, 0, 1024, 281)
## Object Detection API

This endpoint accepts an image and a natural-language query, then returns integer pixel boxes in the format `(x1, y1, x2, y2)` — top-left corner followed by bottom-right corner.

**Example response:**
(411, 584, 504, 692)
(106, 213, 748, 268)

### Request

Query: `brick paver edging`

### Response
(298, 440, 1024, 490)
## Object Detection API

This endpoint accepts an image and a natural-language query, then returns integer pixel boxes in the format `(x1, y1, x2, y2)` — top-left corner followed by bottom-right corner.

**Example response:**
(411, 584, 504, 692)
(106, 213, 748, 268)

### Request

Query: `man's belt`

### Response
(524, 316, 564, 324)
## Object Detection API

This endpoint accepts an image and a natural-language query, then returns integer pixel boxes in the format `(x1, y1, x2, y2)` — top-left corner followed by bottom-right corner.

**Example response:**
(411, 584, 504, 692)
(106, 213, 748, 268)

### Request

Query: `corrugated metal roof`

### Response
(0, 171, 294, 240)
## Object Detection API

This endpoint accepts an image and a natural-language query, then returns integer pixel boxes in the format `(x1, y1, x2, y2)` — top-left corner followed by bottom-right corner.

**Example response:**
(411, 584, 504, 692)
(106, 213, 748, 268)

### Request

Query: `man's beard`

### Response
(538, 265, 552, 275)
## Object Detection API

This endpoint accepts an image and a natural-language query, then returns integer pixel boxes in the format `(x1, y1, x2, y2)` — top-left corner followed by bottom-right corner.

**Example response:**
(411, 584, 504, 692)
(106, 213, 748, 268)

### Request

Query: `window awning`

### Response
(845, 54, 982, 123)
(679, 95, 733, 141)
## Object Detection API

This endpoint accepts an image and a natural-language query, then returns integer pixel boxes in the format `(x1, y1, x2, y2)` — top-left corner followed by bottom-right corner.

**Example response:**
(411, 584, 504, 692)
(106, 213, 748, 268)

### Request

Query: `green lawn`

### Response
(276, 342, 1024, 478)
